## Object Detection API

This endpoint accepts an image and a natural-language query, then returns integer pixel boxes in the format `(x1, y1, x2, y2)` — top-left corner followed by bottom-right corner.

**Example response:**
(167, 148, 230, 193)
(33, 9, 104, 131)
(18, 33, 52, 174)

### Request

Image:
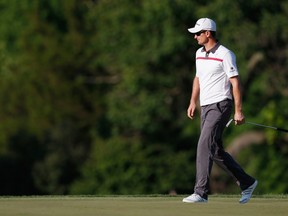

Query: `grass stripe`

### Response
(0, 195, 287, 216)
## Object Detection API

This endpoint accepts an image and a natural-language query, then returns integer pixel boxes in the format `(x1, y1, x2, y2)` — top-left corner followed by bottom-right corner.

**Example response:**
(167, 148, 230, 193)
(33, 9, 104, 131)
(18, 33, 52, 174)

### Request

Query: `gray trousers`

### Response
(194, 99, 255, 199)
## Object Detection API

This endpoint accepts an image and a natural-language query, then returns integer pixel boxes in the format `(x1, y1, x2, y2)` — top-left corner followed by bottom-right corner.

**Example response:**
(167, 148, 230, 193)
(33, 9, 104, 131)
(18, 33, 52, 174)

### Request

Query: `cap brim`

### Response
(188, 26, 202, 33)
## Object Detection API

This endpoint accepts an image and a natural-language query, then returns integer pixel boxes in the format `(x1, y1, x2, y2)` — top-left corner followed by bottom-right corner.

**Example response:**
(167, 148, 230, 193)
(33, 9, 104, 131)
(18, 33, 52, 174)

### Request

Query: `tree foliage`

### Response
(0, 0, 287, 195)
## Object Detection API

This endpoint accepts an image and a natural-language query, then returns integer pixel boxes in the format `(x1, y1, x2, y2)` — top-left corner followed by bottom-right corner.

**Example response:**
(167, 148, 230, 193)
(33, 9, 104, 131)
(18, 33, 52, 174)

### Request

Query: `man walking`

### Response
(183, 18, 257, 204)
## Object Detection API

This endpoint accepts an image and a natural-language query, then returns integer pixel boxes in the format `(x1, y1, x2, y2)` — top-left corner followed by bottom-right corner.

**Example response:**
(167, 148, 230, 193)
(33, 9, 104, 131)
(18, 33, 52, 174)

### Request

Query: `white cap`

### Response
(188, 18, 216, 33)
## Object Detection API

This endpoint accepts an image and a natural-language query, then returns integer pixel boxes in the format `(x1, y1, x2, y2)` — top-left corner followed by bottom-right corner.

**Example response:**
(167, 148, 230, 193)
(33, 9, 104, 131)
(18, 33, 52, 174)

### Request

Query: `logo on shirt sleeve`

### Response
(230, 67, 236, 73)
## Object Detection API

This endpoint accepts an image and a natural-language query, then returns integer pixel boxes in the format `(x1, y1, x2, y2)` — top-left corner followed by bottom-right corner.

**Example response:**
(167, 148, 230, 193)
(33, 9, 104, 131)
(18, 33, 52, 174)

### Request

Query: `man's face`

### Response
(194, 30, 208, 45)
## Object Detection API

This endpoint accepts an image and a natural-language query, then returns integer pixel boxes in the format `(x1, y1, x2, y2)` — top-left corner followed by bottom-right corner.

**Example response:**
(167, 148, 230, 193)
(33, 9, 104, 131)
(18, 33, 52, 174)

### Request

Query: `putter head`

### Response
(226, 119, 234, 127)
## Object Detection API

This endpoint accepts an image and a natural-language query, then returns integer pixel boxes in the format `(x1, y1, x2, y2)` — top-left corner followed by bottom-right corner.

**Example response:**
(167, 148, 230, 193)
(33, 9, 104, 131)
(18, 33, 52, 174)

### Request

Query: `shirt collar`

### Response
(201, 41, 220, 54)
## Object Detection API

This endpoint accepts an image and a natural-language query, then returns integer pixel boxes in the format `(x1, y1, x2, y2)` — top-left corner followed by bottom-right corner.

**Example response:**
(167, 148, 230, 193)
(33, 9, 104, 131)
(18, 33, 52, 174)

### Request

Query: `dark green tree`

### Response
(0, 0, 105, 194)
(0, 0, 288, 195)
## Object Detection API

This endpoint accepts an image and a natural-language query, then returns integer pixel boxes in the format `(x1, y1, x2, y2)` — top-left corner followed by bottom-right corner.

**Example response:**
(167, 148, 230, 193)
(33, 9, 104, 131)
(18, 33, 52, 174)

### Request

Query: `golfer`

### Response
(183, 18, 257, 204)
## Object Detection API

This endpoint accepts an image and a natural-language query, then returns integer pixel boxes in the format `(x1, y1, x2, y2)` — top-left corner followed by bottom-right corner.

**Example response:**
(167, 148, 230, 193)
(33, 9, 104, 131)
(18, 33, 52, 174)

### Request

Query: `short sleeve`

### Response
(223, 51, 239, 78)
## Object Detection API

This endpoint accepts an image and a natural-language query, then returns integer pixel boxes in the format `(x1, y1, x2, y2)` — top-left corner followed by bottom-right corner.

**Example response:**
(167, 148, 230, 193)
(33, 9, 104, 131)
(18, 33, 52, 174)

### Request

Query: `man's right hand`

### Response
(234, 111, 245, 125)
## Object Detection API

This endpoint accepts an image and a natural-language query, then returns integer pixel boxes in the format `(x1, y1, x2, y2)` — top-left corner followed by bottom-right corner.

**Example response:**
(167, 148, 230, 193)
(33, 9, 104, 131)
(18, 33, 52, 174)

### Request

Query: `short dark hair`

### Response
(210, 31, 216, 38)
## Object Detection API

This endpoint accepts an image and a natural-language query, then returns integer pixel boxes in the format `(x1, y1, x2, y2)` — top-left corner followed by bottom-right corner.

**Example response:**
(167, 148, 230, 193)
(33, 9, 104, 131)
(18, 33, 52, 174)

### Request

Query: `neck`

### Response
(204, 39, 217, 52)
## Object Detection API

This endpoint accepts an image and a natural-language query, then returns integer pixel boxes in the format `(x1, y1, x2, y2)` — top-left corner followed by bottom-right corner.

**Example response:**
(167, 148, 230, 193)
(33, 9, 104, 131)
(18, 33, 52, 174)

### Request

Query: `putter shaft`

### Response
(226, 119, 288, 133)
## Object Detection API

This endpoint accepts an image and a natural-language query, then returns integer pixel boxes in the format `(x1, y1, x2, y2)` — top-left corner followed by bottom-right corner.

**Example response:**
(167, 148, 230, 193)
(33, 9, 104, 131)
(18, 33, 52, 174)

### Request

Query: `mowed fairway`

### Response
(0, 196, 287, 216)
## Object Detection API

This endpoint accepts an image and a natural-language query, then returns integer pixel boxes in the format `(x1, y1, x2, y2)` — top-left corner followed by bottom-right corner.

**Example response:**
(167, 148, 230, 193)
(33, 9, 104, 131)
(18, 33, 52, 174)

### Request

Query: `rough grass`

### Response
(0, 195, 287, 216)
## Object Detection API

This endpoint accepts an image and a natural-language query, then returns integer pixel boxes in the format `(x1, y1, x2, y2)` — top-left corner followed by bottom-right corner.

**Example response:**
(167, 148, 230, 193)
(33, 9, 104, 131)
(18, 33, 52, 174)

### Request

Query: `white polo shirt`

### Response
(195, 43, 239, 106)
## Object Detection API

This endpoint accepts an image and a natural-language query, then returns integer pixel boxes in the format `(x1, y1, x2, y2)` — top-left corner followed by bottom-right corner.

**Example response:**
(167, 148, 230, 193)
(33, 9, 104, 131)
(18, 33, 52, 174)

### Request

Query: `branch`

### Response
(226, 131, 266, 157)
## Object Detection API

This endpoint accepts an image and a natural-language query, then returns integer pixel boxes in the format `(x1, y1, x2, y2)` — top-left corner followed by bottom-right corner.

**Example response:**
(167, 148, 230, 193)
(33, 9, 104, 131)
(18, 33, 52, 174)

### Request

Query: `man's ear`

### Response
(205, 31, 211, 37)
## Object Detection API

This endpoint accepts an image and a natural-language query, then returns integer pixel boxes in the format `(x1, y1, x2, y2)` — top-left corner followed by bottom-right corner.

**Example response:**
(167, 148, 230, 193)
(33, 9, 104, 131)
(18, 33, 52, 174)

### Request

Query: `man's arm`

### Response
(187, 76, 200, 119)
(229, 76, 245, 125)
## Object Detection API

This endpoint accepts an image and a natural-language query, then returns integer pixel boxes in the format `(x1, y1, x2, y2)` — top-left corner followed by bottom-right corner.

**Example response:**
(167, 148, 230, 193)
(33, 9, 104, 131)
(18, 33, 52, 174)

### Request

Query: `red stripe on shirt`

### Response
(196, 57, 223, 62)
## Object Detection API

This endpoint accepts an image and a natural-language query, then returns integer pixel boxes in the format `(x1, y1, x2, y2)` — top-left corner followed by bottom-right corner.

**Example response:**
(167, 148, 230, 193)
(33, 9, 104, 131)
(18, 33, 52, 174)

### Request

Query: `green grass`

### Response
(0, 195, 287, 216)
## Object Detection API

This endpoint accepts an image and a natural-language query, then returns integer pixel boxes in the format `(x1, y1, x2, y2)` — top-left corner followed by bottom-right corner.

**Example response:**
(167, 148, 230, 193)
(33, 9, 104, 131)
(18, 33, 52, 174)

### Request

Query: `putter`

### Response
(226, 119, 288, 133)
